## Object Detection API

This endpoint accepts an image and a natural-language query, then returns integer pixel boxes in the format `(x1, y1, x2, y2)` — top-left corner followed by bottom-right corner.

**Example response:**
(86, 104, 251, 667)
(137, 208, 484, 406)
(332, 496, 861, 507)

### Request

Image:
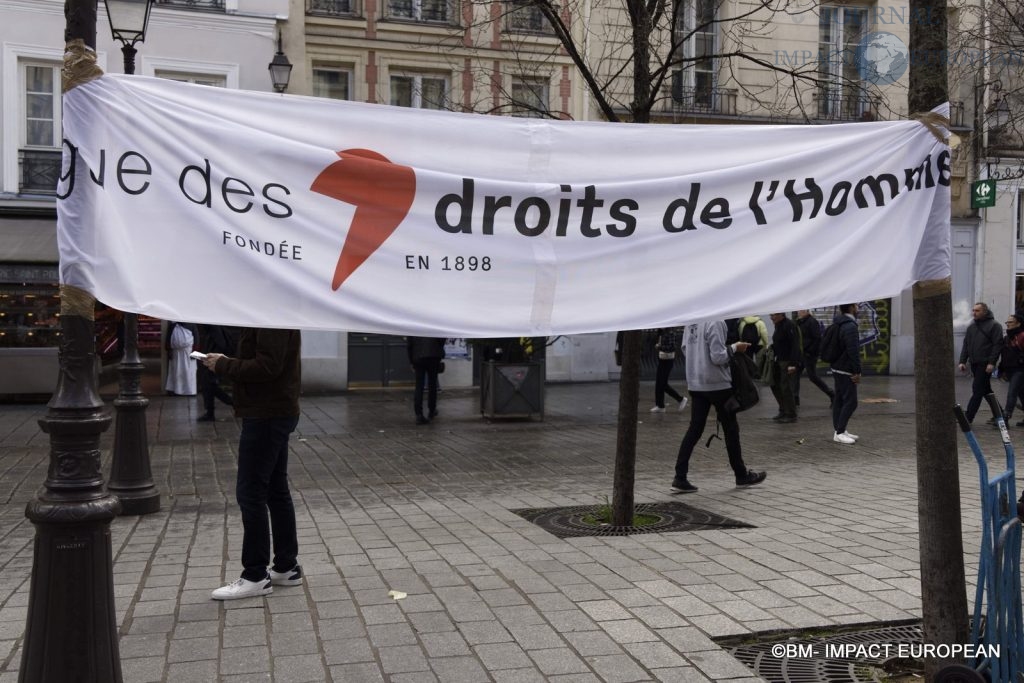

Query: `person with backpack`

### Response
(651, 327, 686, 413)
(736, 315, 769, 357)
(958, 302, 1004, 426)
(794, 310, 835, 407)
(768, 312, 801, 423)
(670, 320, 766, 494)
(829, 303, 862, 444)
(998, 313, 1024, 427)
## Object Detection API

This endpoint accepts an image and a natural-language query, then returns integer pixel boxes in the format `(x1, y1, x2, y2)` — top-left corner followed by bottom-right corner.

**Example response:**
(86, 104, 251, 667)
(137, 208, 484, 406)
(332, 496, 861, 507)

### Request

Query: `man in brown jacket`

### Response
(203, 327, 303, 600)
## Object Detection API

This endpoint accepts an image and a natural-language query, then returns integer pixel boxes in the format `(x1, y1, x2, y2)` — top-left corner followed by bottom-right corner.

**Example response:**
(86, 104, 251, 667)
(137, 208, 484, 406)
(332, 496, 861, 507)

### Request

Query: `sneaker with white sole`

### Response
(833, 431, 856, 444)
(650, 406, 666, 413)
(678, 397, 688, 411)
(269, 564, 303, 587)
(211, 575, 272, 600)
(844, 432, 859, 441)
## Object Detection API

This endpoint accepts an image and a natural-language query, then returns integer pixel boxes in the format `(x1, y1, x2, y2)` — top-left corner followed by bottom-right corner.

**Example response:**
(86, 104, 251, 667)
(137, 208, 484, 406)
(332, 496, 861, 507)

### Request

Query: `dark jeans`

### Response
(1004, 369, 1024, 421)
(965, 362, 993, 423)
(792, 354, 834, 404)
(413, 358, 442, 417)
(832, 373, 858, 434)
(770, 361, 797, 418)
(654, 358, 684, 408)
(199, 365, 233, 414)
(237, 415, 300, 581)
(674, 388, 747, 483)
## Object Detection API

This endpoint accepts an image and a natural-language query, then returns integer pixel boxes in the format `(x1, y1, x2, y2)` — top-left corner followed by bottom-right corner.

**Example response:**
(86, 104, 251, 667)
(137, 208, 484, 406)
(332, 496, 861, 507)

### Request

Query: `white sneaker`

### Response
(833, 432, 856, 445)
(211, 576, 272, 600)
(650, 406, 666, 413)
(678, 397, 688, 411)
(844, 432, 859, 441)
(269, 564, 303, 587)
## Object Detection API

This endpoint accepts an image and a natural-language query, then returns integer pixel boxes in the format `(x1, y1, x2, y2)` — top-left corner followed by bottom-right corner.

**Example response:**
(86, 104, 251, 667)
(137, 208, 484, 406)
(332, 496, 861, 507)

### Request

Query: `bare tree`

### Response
(949, 0, 1024, 157)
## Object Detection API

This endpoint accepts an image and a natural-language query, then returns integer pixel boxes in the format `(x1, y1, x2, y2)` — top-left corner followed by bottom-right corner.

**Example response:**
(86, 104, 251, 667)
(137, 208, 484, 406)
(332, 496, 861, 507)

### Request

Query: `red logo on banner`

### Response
(310, 149, 416, 290)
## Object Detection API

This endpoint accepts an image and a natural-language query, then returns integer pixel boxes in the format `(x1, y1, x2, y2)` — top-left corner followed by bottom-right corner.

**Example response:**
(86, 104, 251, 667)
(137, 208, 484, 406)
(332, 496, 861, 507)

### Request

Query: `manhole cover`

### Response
(511, 501, 755, 538)
(717, 621, 924, 683)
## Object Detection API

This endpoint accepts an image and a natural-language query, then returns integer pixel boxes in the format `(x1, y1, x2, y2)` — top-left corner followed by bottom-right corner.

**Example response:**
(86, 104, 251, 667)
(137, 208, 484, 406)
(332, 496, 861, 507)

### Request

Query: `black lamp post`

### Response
(105, 0, 151, 75)
(268, 28, 292, 93)
(105, 0, 160, 516)
(20, 4, 124, 681)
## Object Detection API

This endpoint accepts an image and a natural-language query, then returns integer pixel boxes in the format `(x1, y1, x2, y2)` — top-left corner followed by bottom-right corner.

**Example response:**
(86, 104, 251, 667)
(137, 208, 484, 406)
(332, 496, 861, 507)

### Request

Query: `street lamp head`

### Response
(105, 0, 153, 47)
(269, 29, 292, 94)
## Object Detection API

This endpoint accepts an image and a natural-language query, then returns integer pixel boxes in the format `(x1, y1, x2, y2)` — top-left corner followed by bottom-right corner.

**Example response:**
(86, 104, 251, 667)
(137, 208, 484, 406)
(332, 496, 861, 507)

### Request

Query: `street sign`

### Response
(972, 179, 996, 209)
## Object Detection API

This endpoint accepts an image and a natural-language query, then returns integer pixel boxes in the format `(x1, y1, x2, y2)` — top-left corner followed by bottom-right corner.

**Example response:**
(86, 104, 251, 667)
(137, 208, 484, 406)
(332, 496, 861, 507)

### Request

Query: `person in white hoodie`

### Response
(671, 320, 767, 493)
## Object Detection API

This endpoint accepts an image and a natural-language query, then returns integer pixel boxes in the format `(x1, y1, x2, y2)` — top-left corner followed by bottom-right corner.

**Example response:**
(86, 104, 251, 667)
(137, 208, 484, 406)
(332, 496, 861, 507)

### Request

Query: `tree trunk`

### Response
(908, 0, 969, 677)
(612, 330, 641, 526)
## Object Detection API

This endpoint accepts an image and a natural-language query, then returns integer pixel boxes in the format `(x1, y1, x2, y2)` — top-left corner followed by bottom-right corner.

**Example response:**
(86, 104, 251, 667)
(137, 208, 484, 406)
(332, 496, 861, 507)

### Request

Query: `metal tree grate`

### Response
(717, 621, 925, 683)
(511, 501, 755, 538)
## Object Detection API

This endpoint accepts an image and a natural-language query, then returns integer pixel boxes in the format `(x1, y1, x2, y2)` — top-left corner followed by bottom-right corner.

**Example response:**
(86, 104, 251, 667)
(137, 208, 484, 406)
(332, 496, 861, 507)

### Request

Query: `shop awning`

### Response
(0, 217, 58, 263)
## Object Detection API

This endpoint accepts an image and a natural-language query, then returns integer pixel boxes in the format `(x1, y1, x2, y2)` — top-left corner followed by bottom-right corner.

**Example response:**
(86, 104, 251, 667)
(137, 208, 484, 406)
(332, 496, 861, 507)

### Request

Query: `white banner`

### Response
(58, 75, 951, 337)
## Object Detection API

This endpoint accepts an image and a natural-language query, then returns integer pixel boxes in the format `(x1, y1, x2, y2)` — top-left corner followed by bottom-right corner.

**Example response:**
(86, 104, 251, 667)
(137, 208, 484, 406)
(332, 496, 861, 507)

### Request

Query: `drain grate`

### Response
(717, 621, 924, 683)
(511, 501, 755, 538)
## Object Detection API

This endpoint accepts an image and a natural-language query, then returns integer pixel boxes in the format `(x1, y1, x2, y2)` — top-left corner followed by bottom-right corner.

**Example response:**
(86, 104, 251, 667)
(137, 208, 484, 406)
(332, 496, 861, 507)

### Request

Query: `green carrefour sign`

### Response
(971, 179, 996, 209)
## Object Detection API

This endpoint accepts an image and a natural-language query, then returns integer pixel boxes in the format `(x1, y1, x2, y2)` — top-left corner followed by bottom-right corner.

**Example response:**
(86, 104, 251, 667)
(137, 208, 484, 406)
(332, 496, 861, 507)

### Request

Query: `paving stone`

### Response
(0, 381, 966, 682)
(474, 642, 534, 670)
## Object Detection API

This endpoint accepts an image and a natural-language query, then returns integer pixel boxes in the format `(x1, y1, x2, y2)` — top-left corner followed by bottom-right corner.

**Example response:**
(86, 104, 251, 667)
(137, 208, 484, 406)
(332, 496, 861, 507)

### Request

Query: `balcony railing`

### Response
(155, 0, 225, 10)
(816, 89, 879, 122)
(670, 82, 737, 116)
(307, 0, 360, 16)
(19, 149, 61, 195)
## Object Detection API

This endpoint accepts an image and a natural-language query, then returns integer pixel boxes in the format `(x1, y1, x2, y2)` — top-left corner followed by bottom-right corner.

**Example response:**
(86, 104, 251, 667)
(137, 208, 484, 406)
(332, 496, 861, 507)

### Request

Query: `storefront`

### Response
(0, 214, 61, 397)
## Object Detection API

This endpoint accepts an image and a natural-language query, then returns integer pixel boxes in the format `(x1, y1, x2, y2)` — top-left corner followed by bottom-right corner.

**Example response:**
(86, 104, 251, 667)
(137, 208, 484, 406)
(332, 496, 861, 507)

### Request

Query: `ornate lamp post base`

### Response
(20, 305, 123, 683)
(108, 313, 160, 515)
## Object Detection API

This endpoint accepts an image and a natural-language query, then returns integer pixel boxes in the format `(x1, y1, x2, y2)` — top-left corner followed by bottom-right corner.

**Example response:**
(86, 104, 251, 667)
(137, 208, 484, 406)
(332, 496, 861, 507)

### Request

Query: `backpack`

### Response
(739, 320, 762, 353)
(726, 351, 760, 412)
(819, 321, 845, 364)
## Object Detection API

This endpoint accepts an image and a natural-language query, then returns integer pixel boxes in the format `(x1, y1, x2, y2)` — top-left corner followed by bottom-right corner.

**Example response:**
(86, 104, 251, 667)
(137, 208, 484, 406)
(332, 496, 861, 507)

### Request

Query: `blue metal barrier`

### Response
(951, 394, 1024, 682)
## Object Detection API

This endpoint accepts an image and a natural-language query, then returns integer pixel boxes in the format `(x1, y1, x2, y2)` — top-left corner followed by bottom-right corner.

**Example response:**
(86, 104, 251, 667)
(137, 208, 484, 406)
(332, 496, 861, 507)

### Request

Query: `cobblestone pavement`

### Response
(0, 375, 1011, 682)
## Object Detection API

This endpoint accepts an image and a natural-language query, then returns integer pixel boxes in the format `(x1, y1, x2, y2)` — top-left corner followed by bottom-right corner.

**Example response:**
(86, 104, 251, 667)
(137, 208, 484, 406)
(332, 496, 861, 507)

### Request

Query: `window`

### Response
(1018, 189, 1024, 245)
(20, 62, 61, 194)
(817, 6, 871, 120)
(510, 78, 549, 117)
(307, 0, 356, 16)
(505, 0, 552, 33)
(388, 0, 452, 23)
(672, 0, 717, 110)
(390, 73, 449, 109)
(313, 67, 353, 100)
(154, 70, 227, 87)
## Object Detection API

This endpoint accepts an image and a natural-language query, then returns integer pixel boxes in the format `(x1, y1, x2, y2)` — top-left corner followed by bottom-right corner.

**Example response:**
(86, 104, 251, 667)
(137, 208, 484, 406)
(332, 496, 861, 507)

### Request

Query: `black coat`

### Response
(959, 312, 1003, 366)
(771, 316, 802, 365)
(796, 314, 822, 358)
(407, 337, 446, 364)
(999, 327, 1024, 373)
(829, 315, 861, 374)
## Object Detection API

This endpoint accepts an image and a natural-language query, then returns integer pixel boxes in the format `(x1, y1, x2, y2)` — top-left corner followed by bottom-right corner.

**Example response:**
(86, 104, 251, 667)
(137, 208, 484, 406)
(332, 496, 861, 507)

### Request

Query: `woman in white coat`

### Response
(165, 321, 197, 396)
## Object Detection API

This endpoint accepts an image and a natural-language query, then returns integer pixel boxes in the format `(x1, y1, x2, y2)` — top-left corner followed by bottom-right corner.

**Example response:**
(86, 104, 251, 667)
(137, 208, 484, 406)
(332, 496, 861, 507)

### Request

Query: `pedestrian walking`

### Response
(651, 327, 687, 413)
(998, 313, 1024, 426)
(768, 312, 801, 423)
(793, 309, 835, 406)
(203, 327, 303, 600)
(958, 302, 1004, 425)
(408, 336, 446, 424)
(670, 320, 766, 493)
(830, 303, 861, 444)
